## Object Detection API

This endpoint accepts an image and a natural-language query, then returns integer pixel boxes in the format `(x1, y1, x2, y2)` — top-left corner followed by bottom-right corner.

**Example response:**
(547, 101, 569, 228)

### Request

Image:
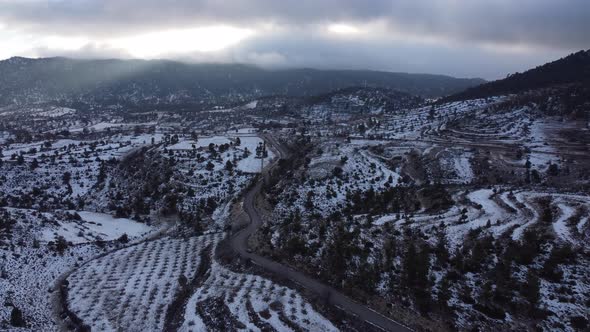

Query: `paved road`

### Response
(229, 134, 412, 332)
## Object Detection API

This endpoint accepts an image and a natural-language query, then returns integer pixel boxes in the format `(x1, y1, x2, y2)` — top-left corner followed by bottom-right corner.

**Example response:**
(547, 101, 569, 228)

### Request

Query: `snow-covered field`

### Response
(67, 233, 223, 331)
(1, 134, 164, 162)
(41, 211, 153, 244)
(0, 208, 106, 331)
(180, 261, 337, 332)
(169, 134, 274, 173)
(36, 107, 77, 118)
(273, 138, 401, 221)
(70, 121, 158, 133)
(0, 244, 101, 331)
(372, 188, 590, 249)
(236, 136, 275, 173)
(169, 136, 231, 150)
(64, 230, 337, 332)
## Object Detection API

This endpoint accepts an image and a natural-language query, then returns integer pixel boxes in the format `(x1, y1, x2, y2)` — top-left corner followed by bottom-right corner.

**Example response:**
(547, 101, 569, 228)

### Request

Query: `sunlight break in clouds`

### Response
(328, 23, 361, 34)
(108, 26, 255, 58)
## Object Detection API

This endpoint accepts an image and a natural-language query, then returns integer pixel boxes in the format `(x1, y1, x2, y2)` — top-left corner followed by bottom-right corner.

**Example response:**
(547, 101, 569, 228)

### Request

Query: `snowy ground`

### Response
(0, 208, 113, 331)
(180, 260, 338, 332)
(41, 211, 153, 244)
(67, 233, 222, 332)
(70, 121, 158, 133)
(372, 188, 590, 250)
(2, 89, 589, 332)
(169, 134, 274, 173)
(273, 138, 401, 222)
(0, 243, 102, 331)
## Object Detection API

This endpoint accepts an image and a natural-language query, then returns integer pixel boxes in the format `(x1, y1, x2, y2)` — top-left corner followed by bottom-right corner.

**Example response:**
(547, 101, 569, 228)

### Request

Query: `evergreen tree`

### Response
(547, 163, 559, 176)
(523, 270, 540, 310)
(403, 242, 433, 313)
(30, 158, 39, 170)
(10, 307, 26, 327)
(438, 275, 451, 309)
(225, 160, 234, 172)
(435, 230, 450, 264)
(62, 171, 71, 184)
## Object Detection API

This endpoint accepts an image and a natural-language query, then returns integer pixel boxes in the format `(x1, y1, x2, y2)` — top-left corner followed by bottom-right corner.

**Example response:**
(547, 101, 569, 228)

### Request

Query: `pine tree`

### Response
(323, 223, 348, 286)
(438, 275, 451, 308)
(225, 160, 234, 172)
(62, 171, 71, 184)
(523, 270, 540, 310)
(435, 230, 449, 264)
(54, 235, 69, 254)
(403, 242, 433, 313)
(10, 307, 26, 327)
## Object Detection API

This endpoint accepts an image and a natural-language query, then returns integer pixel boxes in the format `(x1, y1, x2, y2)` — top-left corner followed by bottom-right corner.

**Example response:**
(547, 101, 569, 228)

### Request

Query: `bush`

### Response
(10, 307, 26, 327)
(52, 235, 69, 254)
(547, 163, 559, 176)
(332, 166, 344, 178)
(570, 316, 588, 330)
(118, 233, 129, 243)
(541, 245, 576, 282)
(522, 271, 540, 309)
(473, 303, 506, 320)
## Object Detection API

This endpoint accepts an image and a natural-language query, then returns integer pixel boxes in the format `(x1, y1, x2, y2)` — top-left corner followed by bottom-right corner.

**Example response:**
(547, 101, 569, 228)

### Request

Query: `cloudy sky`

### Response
(0, 0, 588, 79)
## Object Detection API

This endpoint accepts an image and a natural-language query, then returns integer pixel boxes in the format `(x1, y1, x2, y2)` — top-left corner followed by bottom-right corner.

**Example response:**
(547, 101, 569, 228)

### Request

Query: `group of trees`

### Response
(524, 158, 563, 185)
(256, 128, 587, 330)
(443, 50, 590, 103)
(343, 184, 452, 216)
(0, 208, 16, 246)
(48, 235, 69, 254)
(270, 188, 583, 328)
(255, 142, 268, 159)
(402, 240, 433, 313)
(105, 148, 176, 219)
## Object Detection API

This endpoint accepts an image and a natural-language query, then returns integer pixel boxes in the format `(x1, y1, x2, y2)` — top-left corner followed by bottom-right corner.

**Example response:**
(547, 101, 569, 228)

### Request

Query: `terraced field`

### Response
(180, 261, 337, 331)
(376, 188, 590, 249)
(66, 233, 223, 331)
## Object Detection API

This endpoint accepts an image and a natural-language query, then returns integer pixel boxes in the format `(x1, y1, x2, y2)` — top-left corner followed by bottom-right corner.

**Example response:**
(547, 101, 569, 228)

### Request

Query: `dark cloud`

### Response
(0, 0, 587, 79)
(223, 31, 569, 78)
(1, 0, 588, 49)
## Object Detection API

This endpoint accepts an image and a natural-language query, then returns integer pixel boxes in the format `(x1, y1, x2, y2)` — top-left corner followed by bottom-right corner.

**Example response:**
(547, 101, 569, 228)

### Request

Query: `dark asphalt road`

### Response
(229, 134, 412, 332)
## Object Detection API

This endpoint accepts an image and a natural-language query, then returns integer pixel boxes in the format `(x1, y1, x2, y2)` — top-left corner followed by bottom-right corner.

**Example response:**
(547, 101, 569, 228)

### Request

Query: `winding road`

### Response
(229, 133, 412, 332)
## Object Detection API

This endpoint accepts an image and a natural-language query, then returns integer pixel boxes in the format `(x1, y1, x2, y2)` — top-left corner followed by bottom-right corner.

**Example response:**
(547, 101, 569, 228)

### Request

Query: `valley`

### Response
(0, 51, 589, 332)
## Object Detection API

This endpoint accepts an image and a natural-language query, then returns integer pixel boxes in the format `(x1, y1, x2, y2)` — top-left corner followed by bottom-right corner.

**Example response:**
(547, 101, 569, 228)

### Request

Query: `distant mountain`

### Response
(443, 50, 590, 102)
(0, 57, 483, 106)
(303, 86, 423, 112)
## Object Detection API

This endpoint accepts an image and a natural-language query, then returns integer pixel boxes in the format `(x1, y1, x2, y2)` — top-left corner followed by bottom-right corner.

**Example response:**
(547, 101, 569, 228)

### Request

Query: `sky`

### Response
(0, 0, 588, 80)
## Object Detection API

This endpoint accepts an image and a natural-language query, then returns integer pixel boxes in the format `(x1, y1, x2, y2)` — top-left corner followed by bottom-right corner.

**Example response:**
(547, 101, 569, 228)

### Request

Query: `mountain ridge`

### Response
(0, 57, 484, 106)
(442, 49, 590, 102)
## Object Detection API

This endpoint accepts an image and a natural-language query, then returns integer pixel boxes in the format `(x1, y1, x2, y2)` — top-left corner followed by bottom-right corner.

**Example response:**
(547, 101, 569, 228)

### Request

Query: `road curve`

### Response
(229, 134, 412, 332)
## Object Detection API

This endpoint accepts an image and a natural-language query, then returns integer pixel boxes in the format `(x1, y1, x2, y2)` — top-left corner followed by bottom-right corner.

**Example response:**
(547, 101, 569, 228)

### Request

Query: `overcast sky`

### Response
(0, 0, 588, 79)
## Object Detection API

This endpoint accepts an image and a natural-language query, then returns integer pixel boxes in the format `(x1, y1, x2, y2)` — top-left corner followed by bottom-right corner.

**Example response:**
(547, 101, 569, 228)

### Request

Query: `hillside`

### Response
(0, 57, 483, 106)
(443, 50, 590, 102)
